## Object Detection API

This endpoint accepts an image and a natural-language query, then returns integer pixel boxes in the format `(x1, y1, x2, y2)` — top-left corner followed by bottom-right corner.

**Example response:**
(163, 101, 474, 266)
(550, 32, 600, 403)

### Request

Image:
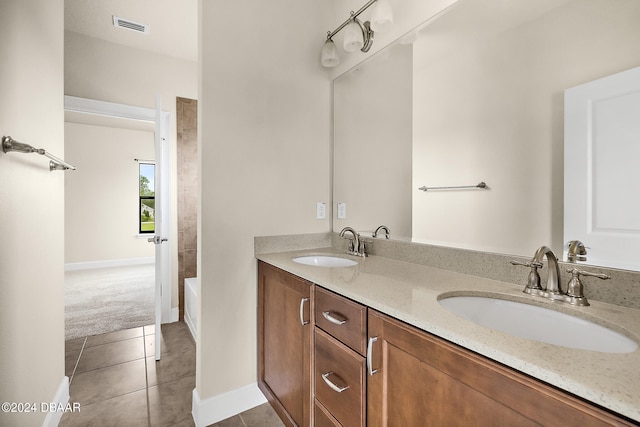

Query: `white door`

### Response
(151, 94, 171, 360)
(564, 66, 640, 271)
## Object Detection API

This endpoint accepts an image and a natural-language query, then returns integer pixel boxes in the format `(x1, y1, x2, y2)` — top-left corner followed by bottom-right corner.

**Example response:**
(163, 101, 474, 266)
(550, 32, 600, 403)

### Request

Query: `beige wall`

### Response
(64, 122, 155, 264)
(198, 1, 332, 399)
(333, 43, 413, 240)
(65, 30, 197, 311)
(0, 0, 66, 425)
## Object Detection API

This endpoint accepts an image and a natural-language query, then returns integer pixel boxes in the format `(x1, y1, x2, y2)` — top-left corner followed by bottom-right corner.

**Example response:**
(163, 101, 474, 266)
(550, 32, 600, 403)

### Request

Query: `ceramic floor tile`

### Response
(63, 322, 205, 426)
(172, 418, 196, 427)
(76, 337, 145, 373)
(147, 374, 196, 427)
(60, 389, 149, 427)
(70, 358, 148, 406)
(65, 337, 86, 352)
(209, 415, 246, 427)
(146, 346, 195, 387)
(145, 324, 194, 357)
(240, 403, 285, 427)
(84, 326, 144, 348)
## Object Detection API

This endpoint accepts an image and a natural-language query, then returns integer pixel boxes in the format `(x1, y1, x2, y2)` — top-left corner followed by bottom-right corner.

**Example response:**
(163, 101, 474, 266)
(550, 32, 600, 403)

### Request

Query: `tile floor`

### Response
(62, 321, 283, 427)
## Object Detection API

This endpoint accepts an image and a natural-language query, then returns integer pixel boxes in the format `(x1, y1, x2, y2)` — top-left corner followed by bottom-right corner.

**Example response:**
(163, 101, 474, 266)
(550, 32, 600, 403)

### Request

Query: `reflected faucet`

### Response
(566, 240, 587, 262)
(372, 225, 390, 239)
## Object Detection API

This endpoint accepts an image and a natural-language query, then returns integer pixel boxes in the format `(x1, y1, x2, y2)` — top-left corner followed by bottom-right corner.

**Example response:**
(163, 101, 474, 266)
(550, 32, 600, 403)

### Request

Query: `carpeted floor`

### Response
(65, 264, 155, 340)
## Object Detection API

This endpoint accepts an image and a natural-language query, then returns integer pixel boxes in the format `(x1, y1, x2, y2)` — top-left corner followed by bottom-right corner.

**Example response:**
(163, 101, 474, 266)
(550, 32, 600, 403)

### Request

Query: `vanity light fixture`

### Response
(321, 0, 394, 68)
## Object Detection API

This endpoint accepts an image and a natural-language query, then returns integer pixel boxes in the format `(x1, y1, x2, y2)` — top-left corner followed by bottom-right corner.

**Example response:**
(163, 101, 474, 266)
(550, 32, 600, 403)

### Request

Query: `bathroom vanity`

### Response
(256, 250, 640, 426)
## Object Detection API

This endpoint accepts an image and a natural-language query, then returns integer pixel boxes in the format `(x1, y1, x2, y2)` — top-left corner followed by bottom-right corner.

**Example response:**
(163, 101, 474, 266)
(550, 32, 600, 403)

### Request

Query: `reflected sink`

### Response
(439, 295, 638, 353)
(292, 255, 357, 268)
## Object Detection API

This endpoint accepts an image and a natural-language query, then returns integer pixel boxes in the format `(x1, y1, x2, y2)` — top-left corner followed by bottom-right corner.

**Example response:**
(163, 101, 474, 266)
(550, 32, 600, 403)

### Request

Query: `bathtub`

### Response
(185, 277, 198, 341)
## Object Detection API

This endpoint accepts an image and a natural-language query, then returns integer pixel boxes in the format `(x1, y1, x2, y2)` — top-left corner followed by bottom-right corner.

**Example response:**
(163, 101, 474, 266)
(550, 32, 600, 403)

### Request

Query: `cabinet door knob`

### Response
(322, 310, 348, 325)
(321, 372, 350, 393)
(299, 297, 310, 326)
(367, 336, 379, 376)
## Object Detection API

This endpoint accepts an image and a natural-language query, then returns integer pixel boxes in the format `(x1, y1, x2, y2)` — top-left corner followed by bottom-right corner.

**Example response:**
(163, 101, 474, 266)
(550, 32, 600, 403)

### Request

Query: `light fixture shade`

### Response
(343, 19, 364, 53)
(370, 0, 393, 33)
(321, 39, 340, 67)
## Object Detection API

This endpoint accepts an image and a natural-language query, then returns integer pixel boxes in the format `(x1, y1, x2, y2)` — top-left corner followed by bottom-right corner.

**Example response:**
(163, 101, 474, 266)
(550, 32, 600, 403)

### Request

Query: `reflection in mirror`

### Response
(333, 0, 640, 270)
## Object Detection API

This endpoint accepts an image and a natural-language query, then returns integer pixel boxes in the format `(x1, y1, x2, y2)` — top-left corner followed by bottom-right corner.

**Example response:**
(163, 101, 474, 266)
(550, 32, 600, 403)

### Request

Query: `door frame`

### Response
(64, 95, 173, 323)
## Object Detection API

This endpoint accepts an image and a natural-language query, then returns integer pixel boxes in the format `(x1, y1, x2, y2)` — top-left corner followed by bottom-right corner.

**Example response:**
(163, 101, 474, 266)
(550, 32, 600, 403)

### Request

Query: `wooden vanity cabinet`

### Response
(258, 263, 636, 426)
(258, 261, 313, 427)
(367, 309, 636, 427)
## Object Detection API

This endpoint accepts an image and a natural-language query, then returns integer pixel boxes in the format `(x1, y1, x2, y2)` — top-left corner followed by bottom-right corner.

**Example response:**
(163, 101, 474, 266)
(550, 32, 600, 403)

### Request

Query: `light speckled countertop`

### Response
(256, 248, 640, 423)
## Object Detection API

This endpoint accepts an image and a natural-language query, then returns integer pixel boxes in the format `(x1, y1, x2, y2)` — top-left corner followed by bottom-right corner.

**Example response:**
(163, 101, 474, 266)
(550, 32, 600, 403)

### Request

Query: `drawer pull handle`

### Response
(299, 298, 310, 326)
(321, 372, 350, 393)
(322, 311, 347, 325)
(367, 336, 379, 376)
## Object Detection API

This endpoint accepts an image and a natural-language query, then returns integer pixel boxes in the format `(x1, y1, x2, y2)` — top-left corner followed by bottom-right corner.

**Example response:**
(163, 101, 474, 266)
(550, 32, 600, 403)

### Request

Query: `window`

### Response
(139, 163, 155, 234)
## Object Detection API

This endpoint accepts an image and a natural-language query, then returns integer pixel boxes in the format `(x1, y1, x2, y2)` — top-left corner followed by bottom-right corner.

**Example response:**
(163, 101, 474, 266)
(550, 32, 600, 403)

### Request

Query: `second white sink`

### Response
(439, 294, 638, 353)
(292, 255, 357, 268)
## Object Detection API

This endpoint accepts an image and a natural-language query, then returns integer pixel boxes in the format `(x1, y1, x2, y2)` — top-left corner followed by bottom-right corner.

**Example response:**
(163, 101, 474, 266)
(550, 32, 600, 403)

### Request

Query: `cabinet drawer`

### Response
(314, 399, 341, 427)
(315, 329, 365, 427)
(315, 286, 367, 355)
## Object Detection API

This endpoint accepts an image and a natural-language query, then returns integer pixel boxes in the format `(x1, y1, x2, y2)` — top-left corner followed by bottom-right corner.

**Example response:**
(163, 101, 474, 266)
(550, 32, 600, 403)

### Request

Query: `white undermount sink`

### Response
(292, 255, 357, 268)
(438, 294, 638, 353)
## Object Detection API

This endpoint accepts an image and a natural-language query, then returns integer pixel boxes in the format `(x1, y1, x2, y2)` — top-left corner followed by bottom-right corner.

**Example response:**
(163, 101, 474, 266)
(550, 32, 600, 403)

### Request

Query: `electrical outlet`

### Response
(316, 202, 326, 220)
(337, 202, 347, 219)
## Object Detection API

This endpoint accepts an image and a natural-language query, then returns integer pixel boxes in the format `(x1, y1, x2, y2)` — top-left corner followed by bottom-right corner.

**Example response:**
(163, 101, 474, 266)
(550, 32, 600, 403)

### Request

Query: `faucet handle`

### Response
(511, 260, 543, 291)
(564, 268, 610, 305)
(566, 268, 610, 280)
(510, 260, 543, 269)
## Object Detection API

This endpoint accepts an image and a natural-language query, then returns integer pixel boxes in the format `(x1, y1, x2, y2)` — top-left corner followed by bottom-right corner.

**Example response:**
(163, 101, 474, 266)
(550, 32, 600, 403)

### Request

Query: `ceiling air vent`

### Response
(112, 16, 149, 34)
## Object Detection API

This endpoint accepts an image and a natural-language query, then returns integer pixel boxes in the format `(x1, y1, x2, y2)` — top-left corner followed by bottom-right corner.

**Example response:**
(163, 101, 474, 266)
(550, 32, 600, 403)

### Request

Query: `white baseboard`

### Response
(191, 383, 267, 427)
(42, 376, 70, 427)
(65, 257, 154, 271)
(171, 307, 179, 323)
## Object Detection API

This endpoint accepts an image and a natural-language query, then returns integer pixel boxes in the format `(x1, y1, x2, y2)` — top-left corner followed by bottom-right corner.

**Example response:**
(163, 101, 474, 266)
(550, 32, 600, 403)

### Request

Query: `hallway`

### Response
(62, 321, 282, 426)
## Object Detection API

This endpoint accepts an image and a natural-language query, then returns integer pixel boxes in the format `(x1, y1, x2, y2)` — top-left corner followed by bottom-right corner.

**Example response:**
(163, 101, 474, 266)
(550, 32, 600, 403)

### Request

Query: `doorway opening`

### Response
(63, 96, 172, 341)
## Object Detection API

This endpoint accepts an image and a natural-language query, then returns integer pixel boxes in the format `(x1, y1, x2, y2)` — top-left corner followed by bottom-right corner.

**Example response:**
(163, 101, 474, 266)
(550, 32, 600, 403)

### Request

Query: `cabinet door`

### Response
(258, 261, 312, 427)
(367, 310, 634, 427)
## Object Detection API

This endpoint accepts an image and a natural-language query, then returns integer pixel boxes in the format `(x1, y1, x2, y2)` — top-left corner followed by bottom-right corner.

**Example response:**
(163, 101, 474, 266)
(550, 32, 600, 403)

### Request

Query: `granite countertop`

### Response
(256, 248, 640, 422)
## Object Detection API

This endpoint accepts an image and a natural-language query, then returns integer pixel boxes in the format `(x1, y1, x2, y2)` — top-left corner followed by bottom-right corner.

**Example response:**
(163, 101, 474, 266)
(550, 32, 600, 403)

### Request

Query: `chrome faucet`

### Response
(511, 245, 610, 306)
(511, 246, 561, 296)
(339, 227, 366, 257)
(531, 246, 562, 295)
(372, 225, 390, 239)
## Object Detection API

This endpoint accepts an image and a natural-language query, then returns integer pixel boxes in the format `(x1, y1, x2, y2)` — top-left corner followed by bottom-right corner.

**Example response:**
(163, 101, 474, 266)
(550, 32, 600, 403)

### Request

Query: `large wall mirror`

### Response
(333, 0, 640, 270)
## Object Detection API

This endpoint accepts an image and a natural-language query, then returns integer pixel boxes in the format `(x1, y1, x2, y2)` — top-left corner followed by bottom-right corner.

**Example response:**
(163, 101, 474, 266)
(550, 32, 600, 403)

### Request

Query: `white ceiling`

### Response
(64, 0, 197, 62)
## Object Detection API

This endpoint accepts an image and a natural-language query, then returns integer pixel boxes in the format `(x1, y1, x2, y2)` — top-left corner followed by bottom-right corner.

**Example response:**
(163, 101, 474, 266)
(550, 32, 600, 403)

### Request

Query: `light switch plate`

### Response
(316, 202, 326, 220)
